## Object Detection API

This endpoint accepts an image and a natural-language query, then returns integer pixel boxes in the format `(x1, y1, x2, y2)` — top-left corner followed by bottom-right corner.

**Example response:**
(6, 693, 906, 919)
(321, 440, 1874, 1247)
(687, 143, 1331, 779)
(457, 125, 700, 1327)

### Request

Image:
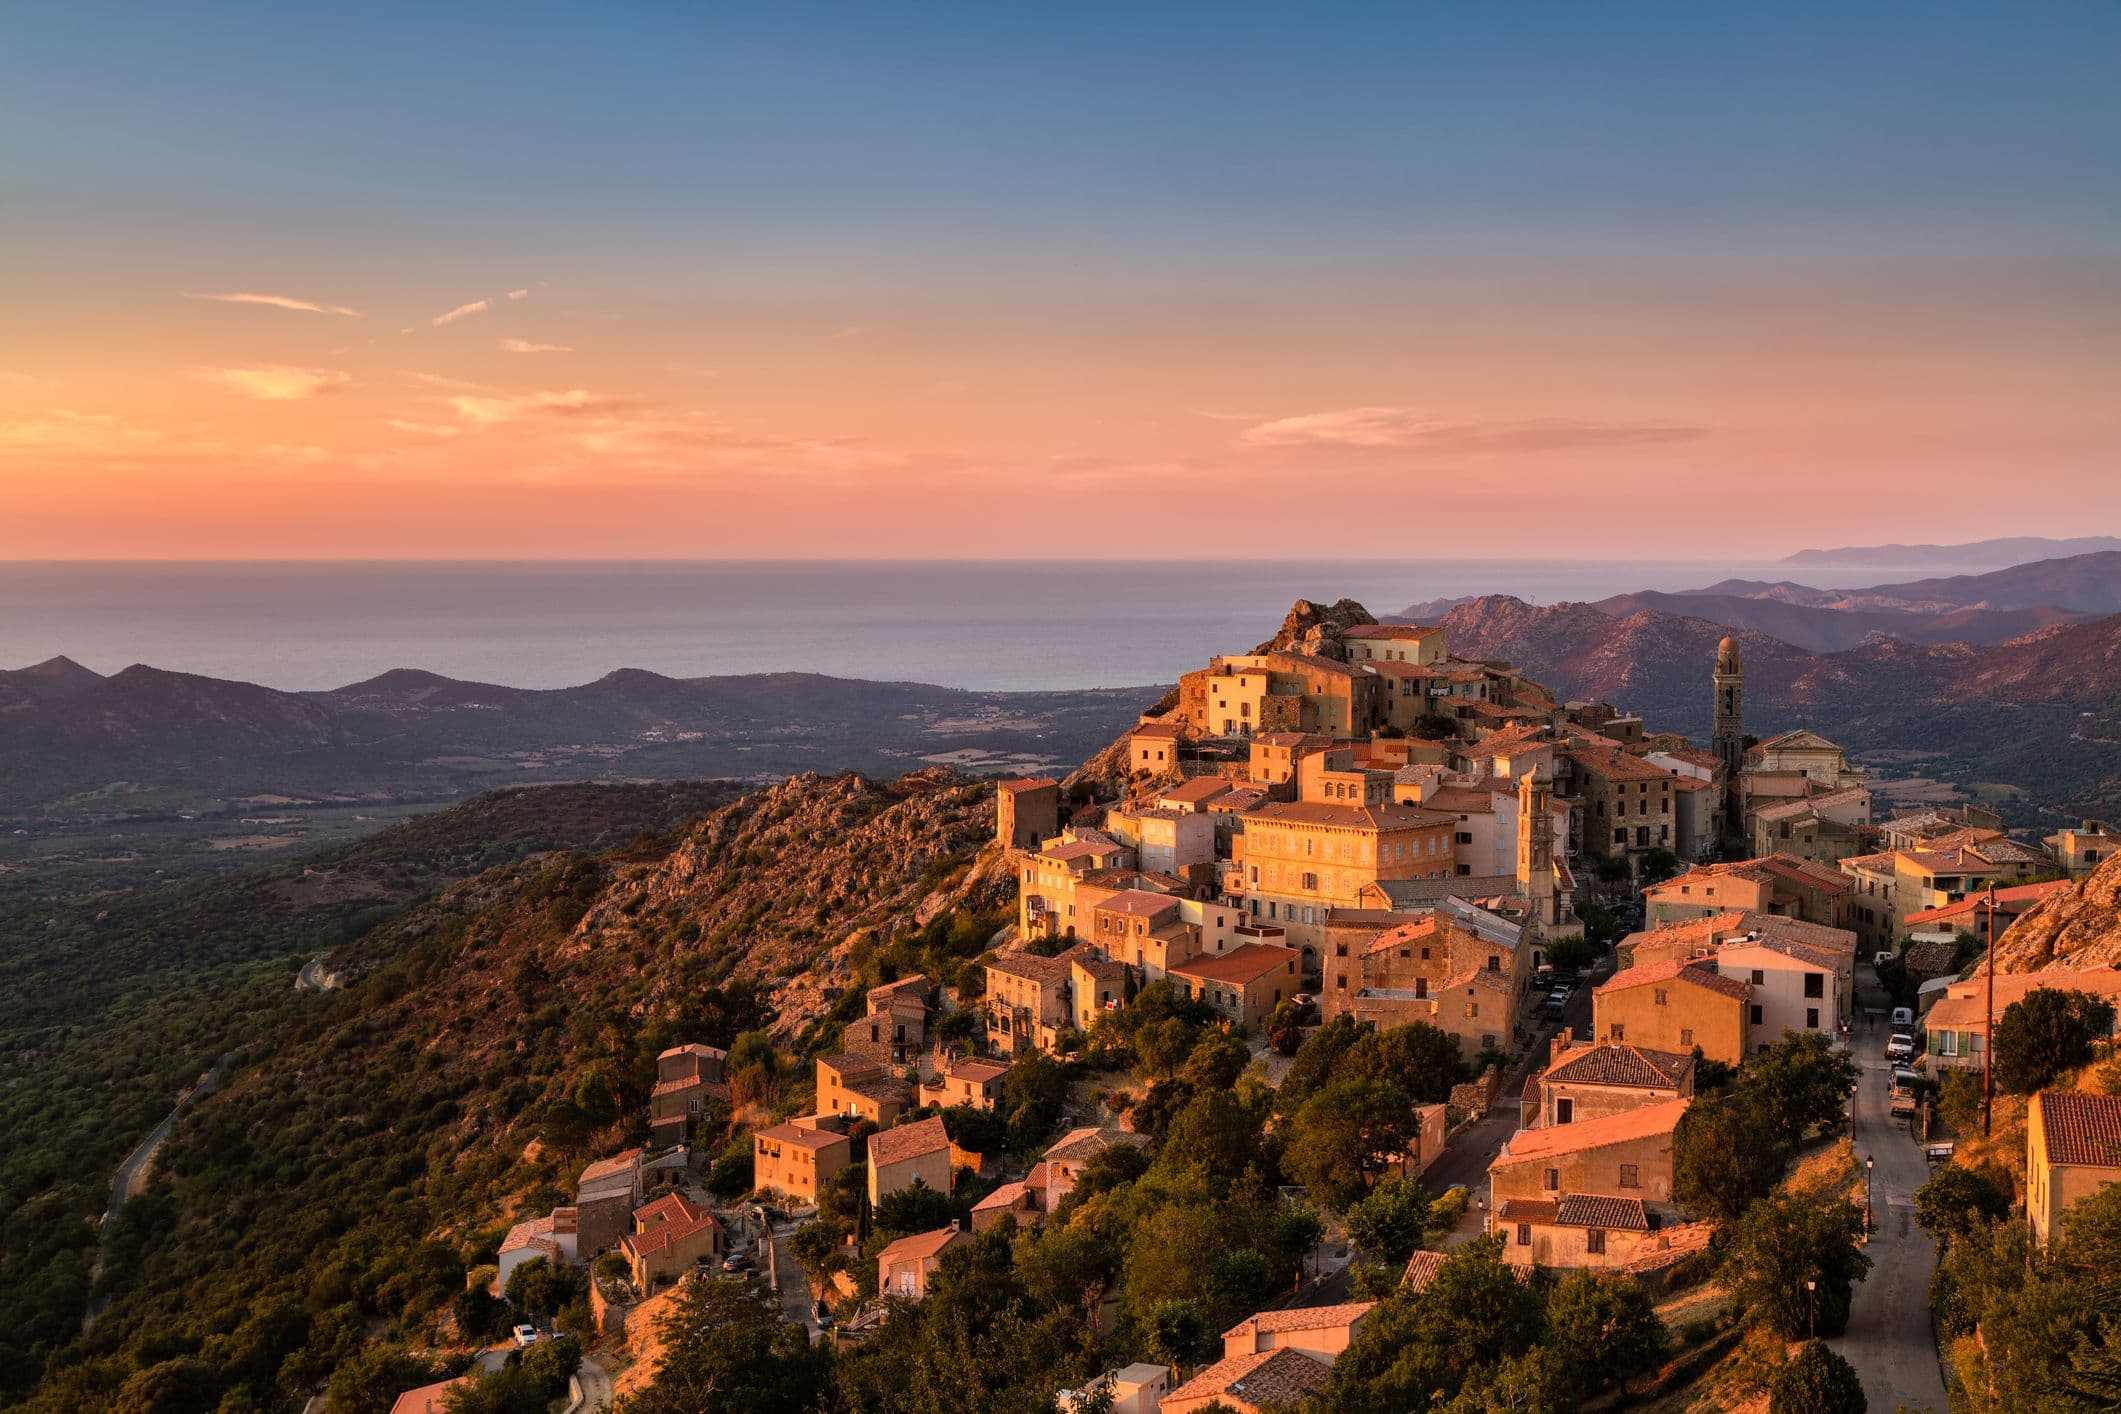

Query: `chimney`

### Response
(947, 1219, 961, 1234)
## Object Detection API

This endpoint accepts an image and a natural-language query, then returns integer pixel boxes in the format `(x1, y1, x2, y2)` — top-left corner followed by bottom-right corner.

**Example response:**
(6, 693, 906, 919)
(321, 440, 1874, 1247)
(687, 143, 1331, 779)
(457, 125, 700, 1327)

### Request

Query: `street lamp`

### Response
(1806, 1278, 1818, 1339)
(1864, 1155, 1875, 1231)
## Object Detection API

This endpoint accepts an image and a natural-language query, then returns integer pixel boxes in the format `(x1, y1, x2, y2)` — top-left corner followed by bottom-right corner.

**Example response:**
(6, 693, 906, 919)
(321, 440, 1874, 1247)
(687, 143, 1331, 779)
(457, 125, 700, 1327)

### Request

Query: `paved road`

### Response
(766, 1219, 822, 1342)
(572, 1354, 614, 1412)
(84, 1049, 237, 1332)
(295, 956, 338, 991)
(1830, 1009, 1948, 1414)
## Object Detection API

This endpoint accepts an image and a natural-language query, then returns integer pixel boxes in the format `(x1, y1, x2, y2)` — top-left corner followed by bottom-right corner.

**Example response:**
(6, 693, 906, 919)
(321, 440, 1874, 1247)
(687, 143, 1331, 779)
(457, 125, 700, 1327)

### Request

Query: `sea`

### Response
(0, 559, 1924, 694)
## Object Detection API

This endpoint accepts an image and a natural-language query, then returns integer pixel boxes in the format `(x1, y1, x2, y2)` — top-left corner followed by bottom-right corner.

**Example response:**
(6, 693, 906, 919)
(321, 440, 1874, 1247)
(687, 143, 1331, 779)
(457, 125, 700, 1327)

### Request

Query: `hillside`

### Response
(1590, 589, 2093, 652)
(0, 780, 738, 1405)
(1779, 535, 2121, 571)
(13, 768, 1014, 1411)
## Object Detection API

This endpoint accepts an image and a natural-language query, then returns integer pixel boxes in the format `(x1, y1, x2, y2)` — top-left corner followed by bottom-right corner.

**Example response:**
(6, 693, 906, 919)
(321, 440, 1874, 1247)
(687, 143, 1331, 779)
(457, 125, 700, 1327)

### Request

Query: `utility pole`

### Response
(1984, 885, 1997, 1138)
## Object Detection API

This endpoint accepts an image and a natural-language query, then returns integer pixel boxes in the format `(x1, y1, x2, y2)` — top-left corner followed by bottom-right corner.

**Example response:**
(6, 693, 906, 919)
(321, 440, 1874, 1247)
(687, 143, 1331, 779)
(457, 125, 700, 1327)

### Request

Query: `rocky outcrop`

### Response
(1254, 597, 1378, 659)
(1993, 853, 2121, 972)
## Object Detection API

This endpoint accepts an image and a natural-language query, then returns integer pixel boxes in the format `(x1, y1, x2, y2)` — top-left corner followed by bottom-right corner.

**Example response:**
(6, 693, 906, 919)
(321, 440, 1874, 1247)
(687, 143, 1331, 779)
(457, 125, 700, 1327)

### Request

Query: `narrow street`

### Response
(766, 1216, 821, 1342)
(1829, 995, 1949, 1412)
(571, 1354, 614, 1412)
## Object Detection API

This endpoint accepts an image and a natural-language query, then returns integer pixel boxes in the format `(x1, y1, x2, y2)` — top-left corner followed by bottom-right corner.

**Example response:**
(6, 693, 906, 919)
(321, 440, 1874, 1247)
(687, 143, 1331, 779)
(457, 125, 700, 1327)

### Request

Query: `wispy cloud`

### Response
(506, 288, 530, 301)
(431, 299, 490, 327)
(446, 389, 637, 426)
(192, 365, 353, 400)
(381, 417, 464, 439)
(1234, 406, 1705, 454)
(502, 338, 572, 354)
(828, 325, 870, 340)
(0, 408, 167, 452)
(185, 291, 362, 317)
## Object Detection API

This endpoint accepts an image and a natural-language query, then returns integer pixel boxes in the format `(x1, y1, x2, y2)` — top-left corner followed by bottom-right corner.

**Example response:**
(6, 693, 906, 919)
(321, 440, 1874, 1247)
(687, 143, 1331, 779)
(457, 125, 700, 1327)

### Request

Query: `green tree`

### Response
(503, 1255, 583, 1320)
(612, 1276, 826, 1414)
(1348, 1022, 1470, 1104)
(1180, 1029, 1253, 1091)
(1323, 1238, 1547, 1413)
(1594, 856, 1634, 894)
(1281, 1078, 1418, 1211)
(1544, 1269, 1667, 1396)
(1440, 1346, 1574, 1413)
(324, 1348, 442, 1414)
(1134, 1016, 1197, 1080)
(1769, 1340, 1866, 1414)
(875, 1178, 957, 1238)
(1738, 1031, 1858, 1147)
(1344, 1175, 1430, 1268)
(1278, 1014, 1368, 1112)
(1723, 1194, 1871, 1339)
(1673, 1095, 1783, 1224)
(1992, 988, 2117, 1094)
(1913, 1163, 2013, 1244)
(1640, 848, 1681, 885)
(444, 1364, 553, 1414)
(113, 1359, 221, 1414)
(1157, 1088, 1270, 1185)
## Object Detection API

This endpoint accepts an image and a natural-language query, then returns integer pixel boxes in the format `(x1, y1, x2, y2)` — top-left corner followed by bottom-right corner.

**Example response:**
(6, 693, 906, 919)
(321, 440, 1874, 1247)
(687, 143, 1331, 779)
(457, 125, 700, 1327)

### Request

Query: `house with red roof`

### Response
(1593, 960, 1748, 1064)
(2029, 1091, 2121, 1248)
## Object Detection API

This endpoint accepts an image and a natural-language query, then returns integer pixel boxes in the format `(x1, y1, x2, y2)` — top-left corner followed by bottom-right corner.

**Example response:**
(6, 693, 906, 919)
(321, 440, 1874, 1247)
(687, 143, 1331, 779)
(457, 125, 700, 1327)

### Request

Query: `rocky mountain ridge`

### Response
(1994, 851, 2121, 973)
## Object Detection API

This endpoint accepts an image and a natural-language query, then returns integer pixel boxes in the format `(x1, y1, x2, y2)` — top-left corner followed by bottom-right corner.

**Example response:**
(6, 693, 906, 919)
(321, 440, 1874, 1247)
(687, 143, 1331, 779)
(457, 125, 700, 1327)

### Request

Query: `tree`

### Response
(1157, 1088, 1269, 1184)
(1180, 1029, 1253, 1091)
(1281, 1078, 1418, 1211)
(324, 1348, 442, 1414)
(1738, 1031, 1858, 1147)
(1722, 1194, 1871, 1339)
(1002, 1049, 1069, 1150)
(113, 1359, 221, 1414)
(1264, 999, 1305, 1056)
(1992, 988, 2117, 1094)
(1640, 848, 1681, 885)
(1672, 1095, 1783, 1225)
(1544, 1270, 1667, 1396)
(1344, 1176, 1430, 1268)
(1545, 935, 1597, 971)
(1769, 1340, 1866, 1414)
(1440, 1346, 1573, 1414)
(1134, 1016, 1197, 1080)
(1278, 1014, 1368, 1112)
(611, 1276, 826, 1414)
(1348, 1022, 1469, 1104)
(1594, 855, 1634, 893)
(875, 1178, 956, 1238)
(503, 1255, 583, 1320)
(1913, 1164, 2013, 1244)
(444, 1364, 554, 1414)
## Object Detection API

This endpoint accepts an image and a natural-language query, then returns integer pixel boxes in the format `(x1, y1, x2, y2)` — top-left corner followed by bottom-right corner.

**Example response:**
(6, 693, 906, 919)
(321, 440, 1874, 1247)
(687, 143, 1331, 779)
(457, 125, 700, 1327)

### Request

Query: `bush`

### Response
(1993, 988, 2116, 1094)
(1769, 1339, 1867, 1413)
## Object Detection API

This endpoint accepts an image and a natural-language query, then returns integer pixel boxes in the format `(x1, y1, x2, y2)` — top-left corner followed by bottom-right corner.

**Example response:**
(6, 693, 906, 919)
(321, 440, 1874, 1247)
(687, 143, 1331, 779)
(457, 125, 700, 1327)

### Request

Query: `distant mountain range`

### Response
(1778, 534, 2121, 570)
(0, 661, 1155, 894)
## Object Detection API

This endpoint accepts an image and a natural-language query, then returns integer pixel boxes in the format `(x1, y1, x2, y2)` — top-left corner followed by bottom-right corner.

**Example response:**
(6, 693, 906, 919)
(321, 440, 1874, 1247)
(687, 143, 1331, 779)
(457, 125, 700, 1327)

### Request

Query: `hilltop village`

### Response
(393, 603, 2120, 1414)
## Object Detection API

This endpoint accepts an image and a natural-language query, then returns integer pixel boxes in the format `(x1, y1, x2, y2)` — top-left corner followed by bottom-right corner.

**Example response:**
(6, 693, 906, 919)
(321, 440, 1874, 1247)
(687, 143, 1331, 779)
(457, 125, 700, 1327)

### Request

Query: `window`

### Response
(1680, 1028, 1694, 1047)
(1608, 1023, 1625, 1041)
(1804, 973, 1824, 998)
(1751, 969, 1765, 985)
(1619, 1163, 1640, 1189)
(1555, 1097, 1573, 1124)
(1414, 978, 1427, 999)
(1517, 1223, 1533, 1245)
(1585, 1228, 1606, 1255)
(1543, 1168, 1559, 1192)
(1654, 988, 1668, 1006)
(1807, 1008, 1820, 1029)
(1750, 1004, 1764, 1026)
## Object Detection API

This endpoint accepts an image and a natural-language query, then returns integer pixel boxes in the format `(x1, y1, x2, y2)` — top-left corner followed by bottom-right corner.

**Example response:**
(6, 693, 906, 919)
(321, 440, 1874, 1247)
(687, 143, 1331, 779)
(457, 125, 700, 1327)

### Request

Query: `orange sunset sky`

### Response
(3, 6, 2116, 559)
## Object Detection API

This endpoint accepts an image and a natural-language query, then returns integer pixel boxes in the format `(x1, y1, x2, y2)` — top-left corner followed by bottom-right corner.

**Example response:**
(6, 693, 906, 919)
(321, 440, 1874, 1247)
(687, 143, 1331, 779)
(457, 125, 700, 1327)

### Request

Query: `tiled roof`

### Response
(998, 776, 1059, 792)
(867, 1116, 950, 1170)
(1755, 853, 1854, 894)
(944, 1056, 1010, 1084)
(1543, 1043, 1695, 1091)
(755, 1122, 848, 1152)
(633, 1192, 710, 1229)
(1597, 958, 1748, 1001)
(1900, 940, 1961, 975)
(1402, 1249, 1445, 1291)
(1096, 889, 1183, 918)
(1345, 623, 1444, 640)
(390, 1378, 472, 1414)
(1224, 1301, 1374, 1337)
(1131, 720, 1184, 739)
(971, 1179, 1030, 1213)
(1555, 1194, 1651, 1230)
(1161, 776, 1236, 805)
(1164, 1347, 1330, 1407)
(625, 1201, 720, 1257)
(1365, 916, 1441, 955)
(1717, 936, 1846, 971)
(987, 951, 1074, 987)
(1564, 746, 1670, 782)
(2037, 1092, 2121, 1170)
(876, 1224, 965, 1266)
(1494, 1099, 1690, 1164)
(1904, 879, 2070, 927)
(1043, 1126, 1149, 1165)
(818, 1052, 884, 1078)
(658, 1041, 728, 1062)
(1063, 945, 1128, 982)
(1170, 942, 1299, 987)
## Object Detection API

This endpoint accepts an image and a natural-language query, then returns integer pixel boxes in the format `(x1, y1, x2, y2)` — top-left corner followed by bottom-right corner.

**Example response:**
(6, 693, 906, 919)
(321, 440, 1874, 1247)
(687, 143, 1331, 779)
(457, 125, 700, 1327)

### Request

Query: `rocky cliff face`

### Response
(1994, 854, 2121, 972)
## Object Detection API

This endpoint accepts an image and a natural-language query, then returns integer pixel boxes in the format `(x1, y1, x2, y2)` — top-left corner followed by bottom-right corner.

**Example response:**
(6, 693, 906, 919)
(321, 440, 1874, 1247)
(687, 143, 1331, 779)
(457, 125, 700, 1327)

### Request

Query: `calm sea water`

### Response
(1, 560, 1910, 693)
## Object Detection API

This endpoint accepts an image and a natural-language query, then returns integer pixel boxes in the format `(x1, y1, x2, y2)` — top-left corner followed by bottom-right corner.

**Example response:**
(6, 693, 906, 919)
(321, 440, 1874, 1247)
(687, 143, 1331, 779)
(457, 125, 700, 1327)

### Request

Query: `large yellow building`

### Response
(1237, 800, 1455, 950)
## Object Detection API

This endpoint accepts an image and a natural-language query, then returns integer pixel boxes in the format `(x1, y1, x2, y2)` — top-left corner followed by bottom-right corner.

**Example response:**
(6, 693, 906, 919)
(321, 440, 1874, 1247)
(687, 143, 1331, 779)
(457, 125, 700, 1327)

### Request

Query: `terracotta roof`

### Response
(1440, 967, 1516, 995)
(390, 1378, 472, 1414)
(1426, 785, 1499, 814)
(578, 1149, 642, 1190)
(1564, 746, 1670, 782)
(1161, 776, 1236, 806)
(2036, 1092, 2121, 1170)
(1716, 936, 1845, 972)
(1064, 945, 1129, 983)
(876, 1224, 965, 1266)
(1224, 1301, 1374, 1338)
(1597, 958, 1748, 1001)
(1402, 1249, 1445, 1291)
(1754, 853, 1854, 894)
(972, 1179, 1031, 1214)
(1096, 889, 1183, 918)
(1243, 800, 1454, 830)
(651, 1075, 712, 1099)
(1498, 1195, 1650, 1230)
(658, 1041, 728, 1062)
(1253, 731, 1334, 748)
(1164, 1347, 1330, 1407)
(819, 1052, 885, 1078)
(1493, 1098, 1690, 1164)
(1364, 915, 1441, 956)
(998, 776, 1059, 792)
(634, 1192, 710, 1229)
(625, 1201, 720, 1258)
(1542, 1043, 1695, 1090)
(867, 1116, 950, 1170)
(1132, 721, 1184, 739)
(943, 1056, 1010, 1084)
(1042, 840, 1118, 865)
(1170, 942, 1300, 987)
(987, 951, 1074, 987)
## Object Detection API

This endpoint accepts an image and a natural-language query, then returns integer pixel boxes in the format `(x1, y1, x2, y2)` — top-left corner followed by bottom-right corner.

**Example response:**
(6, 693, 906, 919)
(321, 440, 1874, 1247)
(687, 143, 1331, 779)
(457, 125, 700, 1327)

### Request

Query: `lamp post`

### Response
(1806, 1278, 1818, 1339)
(1864, 1155, 1875, 1231)
(1983, 885, 1998, 1138)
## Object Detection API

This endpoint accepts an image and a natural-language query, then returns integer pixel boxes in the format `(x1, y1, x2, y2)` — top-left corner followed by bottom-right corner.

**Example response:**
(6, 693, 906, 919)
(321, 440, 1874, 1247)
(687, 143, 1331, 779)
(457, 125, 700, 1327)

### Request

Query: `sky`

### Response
(2, 3, 2116, 560)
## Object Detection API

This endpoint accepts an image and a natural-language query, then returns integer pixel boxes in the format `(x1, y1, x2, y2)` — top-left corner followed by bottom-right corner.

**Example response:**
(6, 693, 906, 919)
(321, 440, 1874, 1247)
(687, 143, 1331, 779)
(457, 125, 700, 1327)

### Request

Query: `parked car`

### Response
(1874, 950, 1895, 969)
(815, 1300, 834, 1330)
(722, 1251, 753, 1273)
(512, 1324, 539, 1347)
(1891, 1005, 1915, 1028)
(1886, 1033, 1915, 1062)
